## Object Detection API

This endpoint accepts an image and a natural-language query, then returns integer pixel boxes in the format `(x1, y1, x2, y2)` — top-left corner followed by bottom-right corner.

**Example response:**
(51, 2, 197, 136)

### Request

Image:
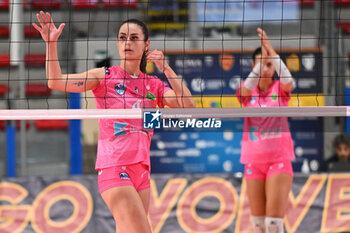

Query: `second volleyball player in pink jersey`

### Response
(34, 11, 195, 233)
(236, 28, 295, 233)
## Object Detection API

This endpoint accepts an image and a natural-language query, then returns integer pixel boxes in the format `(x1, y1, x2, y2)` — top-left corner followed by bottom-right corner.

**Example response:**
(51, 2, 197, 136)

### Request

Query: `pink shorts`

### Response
(97, 163, 150, 194)
(244, 160, 293, 180)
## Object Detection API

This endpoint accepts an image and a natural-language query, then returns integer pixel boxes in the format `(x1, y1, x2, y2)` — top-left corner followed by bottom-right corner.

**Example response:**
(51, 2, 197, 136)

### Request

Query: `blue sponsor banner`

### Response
(154, 51, 322, 94)
(150, 50, 324, 173)
(289, 117, 325, 172)
(150, 118, 245, 173)
(150, 117, 324, 173)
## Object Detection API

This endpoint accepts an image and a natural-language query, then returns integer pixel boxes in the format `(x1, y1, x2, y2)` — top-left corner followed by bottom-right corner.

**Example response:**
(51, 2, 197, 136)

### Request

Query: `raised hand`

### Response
(257, 27, 277, 57)
(260, 39, 269, 65)
(146, 49, 169, 72)
(32, 11, 65, 43)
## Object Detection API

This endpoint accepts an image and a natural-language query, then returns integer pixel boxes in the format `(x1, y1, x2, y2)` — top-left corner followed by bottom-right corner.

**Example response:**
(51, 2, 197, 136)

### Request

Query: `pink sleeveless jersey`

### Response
(92, 65, 170, 169)
(236, 80, 295, 164)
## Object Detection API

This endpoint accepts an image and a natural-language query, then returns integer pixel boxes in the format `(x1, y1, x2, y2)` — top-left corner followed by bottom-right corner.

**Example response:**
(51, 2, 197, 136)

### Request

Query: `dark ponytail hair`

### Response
(139, 51, 148, 73)
(118, 19, 149, 73)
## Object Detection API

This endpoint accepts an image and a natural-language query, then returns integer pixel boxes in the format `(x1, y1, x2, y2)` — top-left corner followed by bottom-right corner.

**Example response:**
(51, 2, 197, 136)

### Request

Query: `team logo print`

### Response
(115, 83, 127, 96)
(247, 169, 253, 175)
(119, 172, 130, 180)
(143, 110, 161, 129)
(135, 87, 138, 93)
(250, 96, 256, 104)
(146, 91, 156, 101)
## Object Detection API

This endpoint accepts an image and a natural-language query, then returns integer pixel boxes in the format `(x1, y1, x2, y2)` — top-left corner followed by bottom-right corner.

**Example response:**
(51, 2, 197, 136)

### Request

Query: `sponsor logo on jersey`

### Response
(115, 83, 127, 96)
(250, 96, 256, 104)
(146, 91, 156, 101)
(249, 126, 259, 141)
(271, 93, 278, 101)
(247, 169, 253, 175)
(114, 122, 129, 136)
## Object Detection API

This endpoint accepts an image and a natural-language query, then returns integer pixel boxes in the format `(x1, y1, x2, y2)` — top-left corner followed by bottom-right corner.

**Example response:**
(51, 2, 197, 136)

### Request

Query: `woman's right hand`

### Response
(32, 11, 65, 43)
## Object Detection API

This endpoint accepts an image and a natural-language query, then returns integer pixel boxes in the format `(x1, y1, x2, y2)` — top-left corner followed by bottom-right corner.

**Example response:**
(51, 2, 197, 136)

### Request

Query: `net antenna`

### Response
(9, 0, 26, 176)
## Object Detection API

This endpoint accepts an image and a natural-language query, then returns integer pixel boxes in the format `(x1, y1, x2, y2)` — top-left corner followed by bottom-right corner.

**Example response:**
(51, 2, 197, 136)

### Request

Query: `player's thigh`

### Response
(138, 188, 150, 213)
(265, 173, 292, 217)
(101, 185, 152, 233)
(246, 179, 266, 216)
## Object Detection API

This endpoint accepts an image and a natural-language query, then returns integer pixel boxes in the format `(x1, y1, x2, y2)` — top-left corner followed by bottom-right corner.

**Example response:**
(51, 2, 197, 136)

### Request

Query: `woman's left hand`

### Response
(257, 28, 277, 57)
(146, 50, 169, 72)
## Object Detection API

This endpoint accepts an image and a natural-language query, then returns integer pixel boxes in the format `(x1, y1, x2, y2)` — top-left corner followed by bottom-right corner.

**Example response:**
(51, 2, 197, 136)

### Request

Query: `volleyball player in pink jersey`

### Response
(33, 11, 195, 233)
(236, 28, 295, 233)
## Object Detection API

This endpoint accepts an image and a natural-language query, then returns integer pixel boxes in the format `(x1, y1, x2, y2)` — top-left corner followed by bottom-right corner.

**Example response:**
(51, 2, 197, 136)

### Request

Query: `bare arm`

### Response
(33, 11, 103, 93)
(237, 40, 269, 102)
(147, 50, 196, 108)
(237, 62, 263, 103)
(162, 65, 196, 108)
(239, 86, 252, 98)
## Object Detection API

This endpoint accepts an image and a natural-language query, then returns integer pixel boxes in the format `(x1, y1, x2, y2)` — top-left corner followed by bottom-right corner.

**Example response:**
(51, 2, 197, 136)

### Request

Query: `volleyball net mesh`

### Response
(0, 0, 348, 118)
(0, 0, 349, 175)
